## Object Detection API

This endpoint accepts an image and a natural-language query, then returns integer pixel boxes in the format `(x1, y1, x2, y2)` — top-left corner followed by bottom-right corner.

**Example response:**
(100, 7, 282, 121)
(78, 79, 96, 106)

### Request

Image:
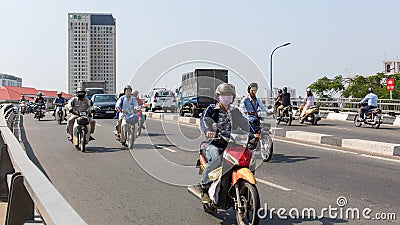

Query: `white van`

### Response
(145, 89, 176, 113)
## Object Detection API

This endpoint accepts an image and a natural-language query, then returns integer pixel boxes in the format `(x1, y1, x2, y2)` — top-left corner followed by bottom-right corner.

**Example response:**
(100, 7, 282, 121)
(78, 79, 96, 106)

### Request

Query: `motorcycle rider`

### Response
(67, 87, 96, 142)
(200, 83, 249, 203)
(53, 91, 67, 119)
(132, 89, 146, 129)
(299, 88, 315, 122)
(276, 87, 291, 118)
(115, 85, 139, 144)
(19, 94, 26, 103)
(274, 89, 283, 110)
(19, 94, 27, 113)
(34, 92, 46, 118)
(359, 87, 378, 121)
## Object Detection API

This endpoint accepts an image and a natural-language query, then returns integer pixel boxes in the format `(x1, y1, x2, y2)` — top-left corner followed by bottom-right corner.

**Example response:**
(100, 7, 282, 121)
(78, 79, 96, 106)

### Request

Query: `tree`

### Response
(342, 73, 400, 99)
(309, 75, 344, 98)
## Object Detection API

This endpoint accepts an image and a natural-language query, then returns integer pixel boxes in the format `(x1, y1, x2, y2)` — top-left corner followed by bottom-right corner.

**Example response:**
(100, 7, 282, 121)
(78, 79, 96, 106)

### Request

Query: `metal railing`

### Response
(0, 104, 87, 225)
(241, 97, 400, 116)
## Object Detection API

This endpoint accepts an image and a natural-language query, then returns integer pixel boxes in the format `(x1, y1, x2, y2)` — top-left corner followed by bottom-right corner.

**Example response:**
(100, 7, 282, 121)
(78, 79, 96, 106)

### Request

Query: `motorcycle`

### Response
(275, 105, 293, 126)
(354, 103, 382, 129)
(188, 128, 260, 225)
(26, 102, 34, 114)
(34, 104, 46, 120)
(120, 108, 139, 149)
(55, 104, 66, 125)
(19, 101, 26, 115)
(298, 106, 321, 125)
(72, 111, 92, 152)
(136, 109, 146, 137)
(248, 113, 274, 162)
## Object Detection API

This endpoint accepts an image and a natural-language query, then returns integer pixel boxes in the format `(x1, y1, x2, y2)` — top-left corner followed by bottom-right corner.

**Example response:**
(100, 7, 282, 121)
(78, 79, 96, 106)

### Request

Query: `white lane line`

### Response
(275, 138, 358, 155)
(148, 117, 200, 128)
(155, 145, 177, 153)
(256, 178, 291, 191)
(96, 124, 102, 126)
(359, 154, 400, 163)
(323, 126, 352, 131)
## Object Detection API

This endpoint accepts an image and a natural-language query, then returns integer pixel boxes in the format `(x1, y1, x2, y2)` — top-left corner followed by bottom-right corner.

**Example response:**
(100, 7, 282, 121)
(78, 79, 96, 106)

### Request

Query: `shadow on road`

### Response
(84, 146, 128, 153)
(18, 116, 51, 180)
(269, 153, 319, 164)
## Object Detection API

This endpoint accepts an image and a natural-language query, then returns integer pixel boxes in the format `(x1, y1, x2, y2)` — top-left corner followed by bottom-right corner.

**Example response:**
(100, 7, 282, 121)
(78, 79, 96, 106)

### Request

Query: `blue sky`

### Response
(1, 0, 400, 97)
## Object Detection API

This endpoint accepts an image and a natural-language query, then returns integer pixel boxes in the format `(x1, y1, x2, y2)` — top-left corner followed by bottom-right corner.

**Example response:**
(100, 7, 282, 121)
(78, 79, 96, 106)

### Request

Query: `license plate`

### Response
(106, 110, 114, 114)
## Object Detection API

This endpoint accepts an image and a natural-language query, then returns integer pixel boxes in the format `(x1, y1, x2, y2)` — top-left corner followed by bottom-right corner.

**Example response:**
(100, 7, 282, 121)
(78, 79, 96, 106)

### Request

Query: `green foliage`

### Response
(342, 73, 400, 99)
(309, 75, 345, 98)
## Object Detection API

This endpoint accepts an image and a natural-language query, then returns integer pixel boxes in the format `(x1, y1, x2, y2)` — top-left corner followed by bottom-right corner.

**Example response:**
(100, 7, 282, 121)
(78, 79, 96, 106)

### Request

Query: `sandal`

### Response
(116, 134, 121, 141)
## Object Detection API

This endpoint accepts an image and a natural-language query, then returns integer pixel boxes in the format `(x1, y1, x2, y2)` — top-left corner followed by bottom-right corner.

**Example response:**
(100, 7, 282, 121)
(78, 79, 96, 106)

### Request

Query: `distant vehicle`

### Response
(177, 69, 228, 117)
(91, 94, 117, 118)
(145, 89, 176, 113)
(86, 88, 105, 100)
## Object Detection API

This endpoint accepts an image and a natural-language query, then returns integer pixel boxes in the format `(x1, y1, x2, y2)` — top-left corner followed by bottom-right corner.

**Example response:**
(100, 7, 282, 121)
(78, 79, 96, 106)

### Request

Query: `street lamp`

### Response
(269, 42, 291, 101)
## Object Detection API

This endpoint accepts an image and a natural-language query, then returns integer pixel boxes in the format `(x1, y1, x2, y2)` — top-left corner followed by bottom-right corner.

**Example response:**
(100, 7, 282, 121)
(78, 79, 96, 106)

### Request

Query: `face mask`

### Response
(219, 95, 234, 106)
(77, 93, 85, 99)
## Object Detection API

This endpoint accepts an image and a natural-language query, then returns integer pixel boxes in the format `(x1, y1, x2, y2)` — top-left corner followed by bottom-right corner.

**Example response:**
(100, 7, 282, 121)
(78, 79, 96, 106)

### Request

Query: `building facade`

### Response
(0, 73, 22, 87)
(383, 60, 400, 74)
(68, 13, 116, 94)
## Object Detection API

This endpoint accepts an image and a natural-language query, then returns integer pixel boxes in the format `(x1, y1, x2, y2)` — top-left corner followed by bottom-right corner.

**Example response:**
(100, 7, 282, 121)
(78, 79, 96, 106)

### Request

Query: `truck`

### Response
(78, 81, 106, 99)
(176, 69, 228, 117)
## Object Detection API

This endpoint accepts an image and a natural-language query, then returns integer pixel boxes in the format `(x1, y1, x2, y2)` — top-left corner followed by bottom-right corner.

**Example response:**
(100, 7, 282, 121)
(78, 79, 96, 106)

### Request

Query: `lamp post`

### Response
(269, 42, 291, 101)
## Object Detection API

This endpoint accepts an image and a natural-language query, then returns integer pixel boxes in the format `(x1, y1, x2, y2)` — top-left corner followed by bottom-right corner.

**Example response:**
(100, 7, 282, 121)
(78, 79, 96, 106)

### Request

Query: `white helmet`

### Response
(57, 91, 62, 95)
(306, 87, 311, 92)
(216, 83, 236, 98)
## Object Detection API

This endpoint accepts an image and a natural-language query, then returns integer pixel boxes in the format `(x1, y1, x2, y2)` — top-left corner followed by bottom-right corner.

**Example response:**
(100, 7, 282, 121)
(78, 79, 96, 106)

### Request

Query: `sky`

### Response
(1, 0, 400, 97)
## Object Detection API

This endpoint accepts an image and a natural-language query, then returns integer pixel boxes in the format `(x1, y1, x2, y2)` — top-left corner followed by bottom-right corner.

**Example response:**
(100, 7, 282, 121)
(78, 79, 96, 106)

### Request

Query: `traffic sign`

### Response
(387, 77, 395, 91)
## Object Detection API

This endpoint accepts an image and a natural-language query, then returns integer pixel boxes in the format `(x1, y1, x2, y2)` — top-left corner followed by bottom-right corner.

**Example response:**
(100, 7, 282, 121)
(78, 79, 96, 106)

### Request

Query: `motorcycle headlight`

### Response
(231, 133, 248, 145)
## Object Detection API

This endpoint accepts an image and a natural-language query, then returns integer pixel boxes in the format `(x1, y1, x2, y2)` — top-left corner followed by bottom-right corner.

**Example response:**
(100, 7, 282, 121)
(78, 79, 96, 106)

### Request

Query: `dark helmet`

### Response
(124, 84, 133, 93)
(37, 92, 43, 96)
(367, 87, 374, 93)
(277, 89, 283, 94)
(76, 87, 86, 99)
(76, 87, 85, 94)
(283, 87, 288, 92)
(247, 82, 258, 93)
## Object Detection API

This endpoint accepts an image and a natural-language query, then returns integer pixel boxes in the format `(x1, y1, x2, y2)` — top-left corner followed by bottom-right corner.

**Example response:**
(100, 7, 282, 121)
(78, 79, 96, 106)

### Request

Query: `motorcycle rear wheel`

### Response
(372, 117, 381, 129)
(236, 182, 260, 225)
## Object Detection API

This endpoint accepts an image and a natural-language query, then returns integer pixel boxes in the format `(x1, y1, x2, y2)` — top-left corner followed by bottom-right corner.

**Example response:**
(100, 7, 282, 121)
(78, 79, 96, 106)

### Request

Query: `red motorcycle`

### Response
(188, 129, 261, 225)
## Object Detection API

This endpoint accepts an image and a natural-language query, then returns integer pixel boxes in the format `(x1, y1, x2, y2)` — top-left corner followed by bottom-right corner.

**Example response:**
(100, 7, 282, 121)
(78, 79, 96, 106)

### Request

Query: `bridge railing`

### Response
(250, 97, 400, 116)
(0, 104, 87, 225)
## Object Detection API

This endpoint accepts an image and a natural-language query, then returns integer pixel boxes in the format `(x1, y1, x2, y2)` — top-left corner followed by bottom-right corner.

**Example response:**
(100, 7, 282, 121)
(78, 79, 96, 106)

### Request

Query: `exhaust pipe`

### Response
(187, 185, 201, 200)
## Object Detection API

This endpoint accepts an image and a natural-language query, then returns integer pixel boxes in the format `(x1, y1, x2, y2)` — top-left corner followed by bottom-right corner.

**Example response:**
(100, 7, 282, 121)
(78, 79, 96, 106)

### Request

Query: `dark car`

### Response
(91, 94, 117, 118)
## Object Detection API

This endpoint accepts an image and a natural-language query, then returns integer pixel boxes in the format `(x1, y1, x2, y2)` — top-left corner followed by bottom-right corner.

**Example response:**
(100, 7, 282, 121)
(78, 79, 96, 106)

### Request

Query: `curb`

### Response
(145, 112, 400, 157)
(323, 112, 398, 125)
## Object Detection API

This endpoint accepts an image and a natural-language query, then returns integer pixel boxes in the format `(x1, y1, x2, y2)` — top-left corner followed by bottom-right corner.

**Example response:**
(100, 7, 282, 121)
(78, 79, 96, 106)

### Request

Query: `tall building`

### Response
(0, 73, 22, 87)
(383, 59, 400, 75)
(68, 13, 116, 94)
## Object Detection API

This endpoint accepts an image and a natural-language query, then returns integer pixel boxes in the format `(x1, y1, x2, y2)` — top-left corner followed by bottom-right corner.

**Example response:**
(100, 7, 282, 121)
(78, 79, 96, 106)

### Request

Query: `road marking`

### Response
(323, 126, 352, 131)
(256, 178, 291, 191)
(359, 154, 400, 163)
(155, 145, 177, 153)
(275, 138, 359, 155)
(148, 117, 200, 128)
(96, 124, 102, 126)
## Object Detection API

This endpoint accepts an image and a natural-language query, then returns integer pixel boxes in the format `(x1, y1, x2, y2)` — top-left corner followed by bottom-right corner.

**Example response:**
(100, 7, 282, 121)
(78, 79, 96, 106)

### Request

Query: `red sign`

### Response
(387, 77, 395, 91)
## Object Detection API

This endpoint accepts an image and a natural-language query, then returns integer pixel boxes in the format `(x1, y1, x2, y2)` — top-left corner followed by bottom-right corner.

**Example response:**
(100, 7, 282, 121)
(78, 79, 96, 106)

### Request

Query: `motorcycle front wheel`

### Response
(354, 115, 362, 127)
(128, 124, 135, 149)
(80, 130, 86, 152)
(258, 134, 273, 162)
(236, 181, 260, 225)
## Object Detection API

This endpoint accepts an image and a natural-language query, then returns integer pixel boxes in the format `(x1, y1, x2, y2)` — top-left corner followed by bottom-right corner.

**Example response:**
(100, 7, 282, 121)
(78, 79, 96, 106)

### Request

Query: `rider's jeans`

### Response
(360, 105, 376, 119)
(202, 144, 222, 185)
